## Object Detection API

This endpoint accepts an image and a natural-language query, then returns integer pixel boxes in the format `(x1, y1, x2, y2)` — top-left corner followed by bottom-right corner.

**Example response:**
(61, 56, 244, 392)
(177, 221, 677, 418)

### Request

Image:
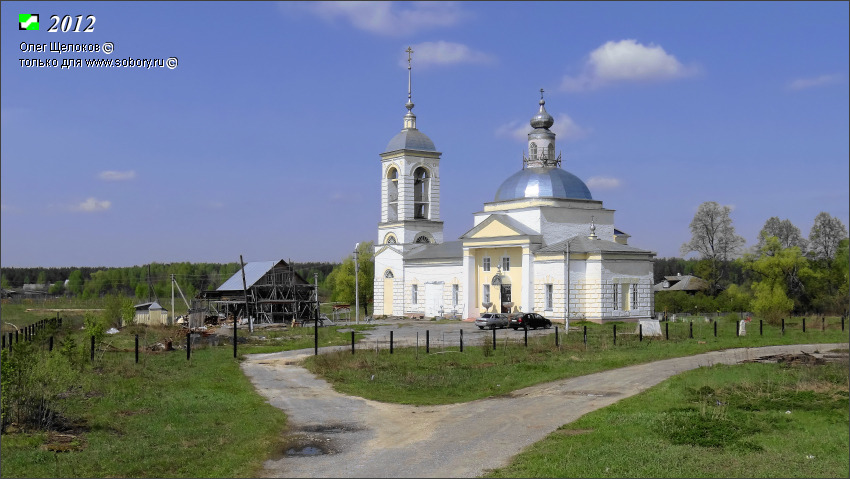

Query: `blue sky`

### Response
(2, 1, 848, 267)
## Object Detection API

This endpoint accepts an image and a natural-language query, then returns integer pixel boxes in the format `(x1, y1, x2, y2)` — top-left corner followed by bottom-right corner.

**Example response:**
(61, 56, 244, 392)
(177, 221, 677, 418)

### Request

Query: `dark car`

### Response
(509, 313, 552, 330)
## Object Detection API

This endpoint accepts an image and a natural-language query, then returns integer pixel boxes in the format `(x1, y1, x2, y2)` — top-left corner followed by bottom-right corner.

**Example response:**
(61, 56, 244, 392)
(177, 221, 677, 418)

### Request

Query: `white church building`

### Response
(373, 56, 656, 324)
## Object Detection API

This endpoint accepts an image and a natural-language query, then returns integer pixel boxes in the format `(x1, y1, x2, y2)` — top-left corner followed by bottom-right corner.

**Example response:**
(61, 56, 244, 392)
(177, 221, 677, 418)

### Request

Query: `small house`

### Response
(652, 273, 709, 294)
(134, 301, 169, 326)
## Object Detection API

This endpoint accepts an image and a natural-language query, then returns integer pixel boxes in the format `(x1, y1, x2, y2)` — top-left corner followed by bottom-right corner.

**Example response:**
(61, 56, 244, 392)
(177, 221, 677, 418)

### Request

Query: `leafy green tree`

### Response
(102, 294, 135, 328)
(716, 283, 751, 313)
(751, 281, 794, 324)
(744, 236, 811, 322)
(135, 283, 148, 301)
(67, 270, 83, 296)
(48, 280, 65, 295)
(807, 238, 850, 315)
(325, 242, 374, 316)
(680, 201, 746, 294)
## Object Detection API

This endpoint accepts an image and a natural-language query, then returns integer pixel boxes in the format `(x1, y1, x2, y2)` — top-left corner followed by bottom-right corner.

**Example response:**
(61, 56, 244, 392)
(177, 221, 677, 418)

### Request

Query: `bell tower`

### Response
(378, 46, 444, 248)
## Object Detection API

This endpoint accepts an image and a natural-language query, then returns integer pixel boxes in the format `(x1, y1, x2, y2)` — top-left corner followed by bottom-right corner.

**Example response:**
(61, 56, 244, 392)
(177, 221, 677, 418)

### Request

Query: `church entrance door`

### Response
(500, 284, 512, 313)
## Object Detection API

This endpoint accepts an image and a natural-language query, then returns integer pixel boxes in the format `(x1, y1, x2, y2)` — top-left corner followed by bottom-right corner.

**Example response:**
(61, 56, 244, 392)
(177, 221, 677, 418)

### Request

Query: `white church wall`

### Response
(373, 247, 405, 316)
(403, 262, 463, 317)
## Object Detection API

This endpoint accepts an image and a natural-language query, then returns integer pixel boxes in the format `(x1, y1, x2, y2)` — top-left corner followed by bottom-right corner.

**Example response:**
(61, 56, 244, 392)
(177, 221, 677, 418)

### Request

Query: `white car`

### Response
(475, 313, 509, 330)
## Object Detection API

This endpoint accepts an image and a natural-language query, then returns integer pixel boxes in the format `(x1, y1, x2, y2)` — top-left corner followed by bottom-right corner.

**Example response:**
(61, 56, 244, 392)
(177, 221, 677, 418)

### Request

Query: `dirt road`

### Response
(241, 323, 846, 478)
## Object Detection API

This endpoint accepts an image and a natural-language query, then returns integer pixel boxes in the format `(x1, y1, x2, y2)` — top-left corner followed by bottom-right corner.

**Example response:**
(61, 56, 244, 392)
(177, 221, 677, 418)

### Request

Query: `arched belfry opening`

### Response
(386, 166, 399, 221)
(413, 166, 429, 219)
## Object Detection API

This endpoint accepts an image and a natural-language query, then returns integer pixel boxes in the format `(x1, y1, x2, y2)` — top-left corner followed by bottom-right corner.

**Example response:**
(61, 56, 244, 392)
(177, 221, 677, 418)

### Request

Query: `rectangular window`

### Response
(545, 284, 553, 310)
(412, 284, 418, 304)
(631, 283, 639, 310)
(613, 284, 619, 310)
(452, 284, 459, 307)
(483, 284, 490, 304)
(483, 257, 490, 272)
(502, 256, 510, 272)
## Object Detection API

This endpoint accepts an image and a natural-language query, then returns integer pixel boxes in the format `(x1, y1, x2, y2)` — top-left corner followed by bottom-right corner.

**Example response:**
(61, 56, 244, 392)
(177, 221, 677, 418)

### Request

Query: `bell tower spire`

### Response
(403, 46, 416, 129)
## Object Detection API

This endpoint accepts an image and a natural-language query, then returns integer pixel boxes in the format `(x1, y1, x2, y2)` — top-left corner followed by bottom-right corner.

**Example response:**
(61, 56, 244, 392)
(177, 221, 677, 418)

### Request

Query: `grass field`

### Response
(483, 359, 849, 478)
(1, 299, 847, 477)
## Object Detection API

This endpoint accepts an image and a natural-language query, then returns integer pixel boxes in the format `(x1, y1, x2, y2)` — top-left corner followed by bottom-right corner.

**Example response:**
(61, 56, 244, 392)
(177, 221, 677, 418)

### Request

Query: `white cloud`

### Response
(98, 170, 136, 181)
(399, 41, 495, 69)
(495, 113, 589, 142)
(287, 1, 467, 36)
(561, 39, 698, 92)
(71, 197, 111, 212)
(586, 177, 621, 189)
(787, 74, 843, 91)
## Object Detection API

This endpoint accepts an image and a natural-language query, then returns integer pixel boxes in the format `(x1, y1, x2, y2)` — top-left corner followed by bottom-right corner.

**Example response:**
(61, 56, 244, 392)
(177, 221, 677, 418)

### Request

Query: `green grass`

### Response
(483, 359, 849, 478)
(302, 318, 848, 405)
(0, 308, 373, 478)
(1, 346, 287, 478)
(2, 304, 847, 478)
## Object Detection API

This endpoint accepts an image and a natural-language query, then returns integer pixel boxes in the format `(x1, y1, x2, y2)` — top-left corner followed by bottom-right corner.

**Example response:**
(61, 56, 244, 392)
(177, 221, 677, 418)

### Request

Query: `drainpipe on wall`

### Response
(563, 239, 570, 325)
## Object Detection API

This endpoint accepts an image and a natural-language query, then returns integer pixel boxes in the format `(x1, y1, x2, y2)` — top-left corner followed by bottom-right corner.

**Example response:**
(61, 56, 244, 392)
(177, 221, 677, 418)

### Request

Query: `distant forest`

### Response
(0, 261, 339, 301)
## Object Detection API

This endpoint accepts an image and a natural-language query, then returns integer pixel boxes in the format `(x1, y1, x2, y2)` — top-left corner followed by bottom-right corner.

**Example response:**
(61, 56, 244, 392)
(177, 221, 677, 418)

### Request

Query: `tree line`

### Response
(1, 261, 339, 302)
(658, 203, 849, 320)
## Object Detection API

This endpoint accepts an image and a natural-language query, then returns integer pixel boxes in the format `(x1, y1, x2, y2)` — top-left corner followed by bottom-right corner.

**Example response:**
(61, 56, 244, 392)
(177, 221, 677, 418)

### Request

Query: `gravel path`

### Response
(241, 321, 847, 478)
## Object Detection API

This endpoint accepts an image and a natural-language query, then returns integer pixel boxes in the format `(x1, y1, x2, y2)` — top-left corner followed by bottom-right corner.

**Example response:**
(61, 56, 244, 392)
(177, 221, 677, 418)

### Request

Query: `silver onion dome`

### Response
(530, 99, 554, 129)
(494, 167, 592, 201)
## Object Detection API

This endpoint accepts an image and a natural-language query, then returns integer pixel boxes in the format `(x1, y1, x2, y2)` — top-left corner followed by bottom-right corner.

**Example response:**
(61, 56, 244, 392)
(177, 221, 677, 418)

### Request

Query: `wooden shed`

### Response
(134, 301, 169, 326)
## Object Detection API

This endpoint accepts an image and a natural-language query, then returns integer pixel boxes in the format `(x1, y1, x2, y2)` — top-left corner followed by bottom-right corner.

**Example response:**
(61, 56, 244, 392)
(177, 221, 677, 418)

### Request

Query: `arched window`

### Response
(384, 233, 397, 244)
(415, 235, 431, 244)
(547, 144, 554, 162)
(384, 269, 394, 279)
(530, 142, 538, 160)
(413, 166, 429, 219)
(386, 166, 399, 221)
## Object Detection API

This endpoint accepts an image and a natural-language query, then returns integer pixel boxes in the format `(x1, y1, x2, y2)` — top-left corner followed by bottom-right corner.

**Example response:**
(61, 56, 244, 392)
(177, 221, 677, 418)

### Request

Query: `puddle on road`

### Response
(285, 446, 325, 456)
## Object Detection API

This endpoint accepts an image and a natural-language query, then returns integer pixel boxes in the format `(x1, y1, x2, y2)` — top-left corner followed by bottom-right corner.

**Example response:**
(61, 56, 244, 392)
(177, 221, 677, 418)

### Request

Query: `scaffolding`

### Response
(197, 259, 317, 326)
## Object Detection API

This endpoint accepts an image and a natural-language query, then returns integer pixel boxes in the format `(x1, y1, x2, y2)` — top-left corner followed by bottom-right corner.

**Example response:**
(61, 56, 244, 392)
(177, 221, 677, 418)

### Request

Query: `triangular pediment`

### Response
(460, 215, 537, 239)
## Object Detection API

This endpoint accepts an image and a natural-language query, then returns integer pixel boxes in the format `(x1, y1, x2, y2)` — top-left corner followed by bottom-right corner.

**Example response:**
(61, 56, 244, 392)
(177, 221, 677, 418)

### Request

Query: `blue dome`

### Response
(385, 128, 436, 152)
(495, 167, 592, 201)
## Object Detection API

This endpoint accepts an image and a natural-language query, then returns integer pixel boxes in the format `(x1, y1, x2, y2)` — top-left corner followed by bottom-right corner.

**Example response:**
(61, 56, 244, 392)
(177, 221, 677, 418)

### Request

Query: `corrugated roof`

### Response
(217, 261, 277, 291)
(653, 275, 709, 292)
(405, 241, 464, 260)
(134, 301, 166, 310)
(536, 236, 654, 255)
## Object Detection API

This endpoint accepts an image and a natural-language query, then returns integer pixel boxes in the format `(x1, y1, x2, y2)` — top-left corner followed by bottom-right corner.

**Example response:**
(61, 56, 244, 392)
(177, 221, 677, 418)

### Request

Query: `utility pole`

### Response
(354, 243, 360, 325)
(240, 255, 252, 333)
(171, 273, 175, 326)
(314, 272, 319, 355)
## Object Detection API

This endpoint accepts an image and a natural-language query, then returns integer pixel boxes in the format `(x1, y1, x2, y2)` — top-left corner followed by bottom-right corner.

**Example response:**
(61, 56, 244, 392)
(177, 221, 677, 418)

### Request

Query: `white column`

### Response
(521, 250, 533, 313)
(462, 248, 476, 319)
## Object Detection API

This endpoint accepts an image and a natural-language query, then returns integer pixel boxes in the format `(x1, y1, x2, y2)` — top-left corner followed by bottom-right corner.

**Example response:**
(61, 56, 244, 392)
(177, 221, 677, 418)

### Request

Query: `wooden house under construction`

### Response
(198, 259, 316, 325)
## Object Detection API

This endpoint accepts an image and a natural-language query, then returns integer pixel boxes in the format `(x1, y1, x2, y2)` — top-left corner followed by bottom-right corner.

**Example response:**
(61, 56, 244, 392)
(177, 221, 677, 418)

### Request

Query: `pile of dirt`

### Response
(743, 350, 848, 365)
